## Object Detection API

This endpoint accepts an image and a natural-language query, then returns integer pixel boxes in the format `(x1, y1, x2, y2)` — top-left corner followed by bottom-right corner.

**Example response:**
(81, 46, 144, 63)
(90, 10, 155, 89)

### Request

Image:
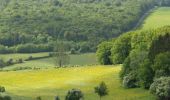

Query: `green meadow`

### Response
(141, 7, 170, 30)
(2, 53, 98, 70)
(0, 65, 155, 100)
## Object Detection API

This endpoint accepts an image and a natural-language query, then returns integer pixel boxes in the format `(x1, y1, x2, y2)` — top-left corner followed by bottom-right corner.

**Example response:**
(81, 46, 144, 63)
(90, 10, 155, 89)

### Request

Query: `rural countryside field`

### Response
(0, 0, 170, 100)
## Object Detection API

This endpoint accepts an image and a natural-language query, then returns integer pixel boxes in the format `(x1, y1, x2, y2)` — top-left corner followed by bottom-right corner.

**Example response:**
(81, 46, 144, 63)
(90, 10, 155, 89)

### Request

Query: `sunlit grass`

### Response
(141, 7, 170, 30)
(0, 65, 155, 100)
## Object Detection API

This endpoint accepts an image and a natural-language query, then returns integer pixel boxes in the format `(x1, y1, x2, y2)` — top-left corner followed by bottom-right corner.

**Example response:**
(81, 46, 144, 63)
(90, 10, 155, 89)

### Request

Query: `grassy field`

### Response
(141, 7, 170, 29)
(0, 52, 49, 61)
(0, 65, 155, 100)
(2, 53, 98, 70)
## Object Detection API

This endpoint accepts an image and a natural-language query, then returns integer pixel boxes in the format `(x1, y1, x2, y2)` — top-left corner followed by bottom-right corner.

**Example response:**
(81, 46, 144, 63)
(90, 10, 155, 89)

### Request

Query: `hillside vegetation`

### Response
(97, 25, 170, 99)
(0, 0, 157, 52)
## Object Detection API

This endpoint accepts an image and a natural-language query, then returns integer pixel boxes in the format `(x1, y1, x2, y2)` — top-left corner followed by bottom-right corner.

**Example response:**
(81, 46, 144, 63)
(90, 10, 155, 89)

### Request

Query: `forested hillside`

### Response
(0, 0, 158, 52)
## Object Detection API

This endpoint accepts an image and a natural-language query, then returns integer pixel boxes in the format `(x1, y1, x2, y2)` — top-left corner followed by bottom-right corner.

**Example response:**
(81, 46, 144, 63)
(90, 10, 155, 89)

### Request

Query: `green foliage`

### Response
(96, 41, 113, 65)
(36, 96, 41, 100)
(122, 72, 138, 88)
(150, 77, 170, 100)
(0, 96, 10, 100)
(55, 96, 60, 100)
(0, 59, 5, 68)
(0, 0, 157, 50)
(0, 86, 5, 93)
(119, 26, 170, 88)
(138, 59, 154, 89)
(94, 81, 108, 99)
(53, 42, 70, 67)
(97, 26, 170, 89)
(152, 52, 170, 78)
(65, 89, 84, 100)
(120, 57, 131, 80)
(111, 32, 132, 64)
(16, 43, 53, 53)
(149, 33, 170, 61)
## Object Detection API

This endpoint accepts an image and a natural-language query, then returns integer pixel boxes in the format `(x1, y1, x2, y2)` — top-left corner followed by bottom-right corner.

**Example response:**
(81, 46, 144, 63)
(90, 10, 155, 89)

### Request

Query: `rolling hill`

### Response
(0, 0, 157, 51)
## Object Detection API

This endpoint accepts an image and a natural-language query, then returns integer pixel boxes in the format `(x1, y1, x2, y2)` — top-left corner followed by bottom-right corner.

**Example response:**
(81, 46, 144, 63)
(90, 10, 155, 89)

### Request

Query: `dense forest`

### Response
(97, 26, 170, 100)
(0, 0, 161, 53)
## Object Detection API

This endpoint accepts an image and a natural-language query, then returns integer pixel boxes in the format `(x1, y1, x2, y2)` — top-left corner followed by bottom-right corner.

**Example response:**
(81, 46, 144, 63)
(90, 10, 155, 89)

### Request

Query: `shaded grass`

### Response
(2, 53, 98, 70)
(141, 7, 170, 30)
(0, 52, 49, 61)
(0, 65, 155, 100)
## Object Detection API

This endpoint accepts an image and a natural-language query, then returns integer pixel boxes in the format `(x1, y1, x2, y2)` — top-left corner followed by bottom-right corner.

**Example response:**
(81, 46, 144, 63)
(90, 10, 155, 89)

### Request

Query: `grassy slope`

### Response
(0, 65, 155, 100)
(141, 7, 170, 29)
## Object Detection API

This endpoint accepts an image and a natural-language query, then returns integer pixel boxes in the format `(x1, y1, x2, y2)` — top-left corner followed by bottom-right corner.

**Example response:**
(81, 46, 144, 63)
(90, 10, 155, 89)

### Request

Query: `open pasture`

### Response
(0, 65, 155, 100)
(141, 7, 170, 30)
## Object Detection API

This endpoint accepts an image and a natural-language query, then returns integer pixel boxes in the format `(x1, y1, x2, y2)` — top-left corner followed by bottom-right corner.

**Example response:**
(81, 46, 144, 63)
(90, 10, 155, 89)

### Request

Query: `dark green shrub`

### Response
(3, 96, 11, 100)
(138, 59, 154, 89)
(27, 56, 33, 61)
(16, 58, 23, 63)
(55, 96, 60, 100)
(96, 41, 113, 65)
(6, 59, 13, 66)
(152, 52, 170, 78)
(94, 81, 108, 99)
(0, 59, 5, 68)
(0, 96, 3, 100)
(65, 89, 84, 100)
(122, 72, 138, 88)
(0, 86, 5, 92)
(150, 77, 170, 100)
(120, 57, 131, 80)
(111, 33, 132, 64)
(70, 48, 76, 54)
(36, 96, 41, 100)
(149, 33, 170, 61)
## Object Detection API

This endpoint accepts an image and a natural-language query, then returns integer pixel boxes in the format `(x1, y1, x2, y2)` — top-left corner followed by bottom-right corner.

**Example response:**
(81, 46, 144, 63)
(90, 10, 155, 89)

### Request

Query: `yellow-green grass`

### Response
(3, 53, 98, 70)
(141, 7, 170, 30)
(0, 65, 155, 100)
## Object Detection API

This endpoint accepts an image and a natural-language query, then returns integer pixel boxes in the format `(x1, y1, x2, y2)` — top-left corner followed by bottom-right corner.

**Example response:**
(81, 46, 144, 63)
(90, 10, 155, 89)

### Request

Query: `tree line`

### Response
(97, 26, 170, 100)
(0, 0, 159, 52)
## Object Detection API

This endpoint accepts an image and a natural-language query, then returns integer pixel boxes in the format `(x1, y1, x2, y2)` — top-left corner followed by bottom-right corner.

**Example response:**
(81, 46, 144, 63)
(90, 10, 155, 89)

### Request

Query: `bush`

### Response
(150, 77, 170, 100)
(6, 58, 13, 66)
(70, 48, 76, 54)
(16, 58, 23, 63)
(122, 72, 138, 88)
(110, 33, 132, 64)
(96, 41, 113, 65)
(0, 86, 5, 92)
(3, 96, 11, 100)
(138, 59, 154, 89)
(36, 96, 41, 100)
(65, 89, 84, 100)
(49, 52, 54, 57)
(16, 43, 52, 53)
(0, 45, 12, 54)
(120, 57, 131, 80)
(0, 59, 5, 68)
(152, 52, 170, 78)
(27, 56, 33, 61)
(55, 96, 60, 100)
(94, 81, 108, 99)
